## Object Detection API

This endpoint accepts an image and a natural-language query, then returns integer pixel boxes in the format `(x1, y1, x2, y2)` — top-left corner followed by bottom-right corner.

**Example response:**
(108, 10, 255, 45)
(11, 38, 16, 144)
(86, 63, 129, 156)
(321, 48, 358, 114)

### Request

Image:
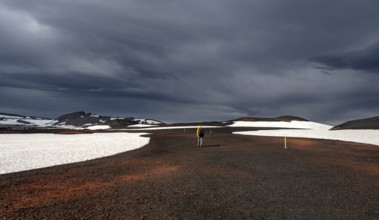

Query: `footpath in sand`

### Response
(1, 128, 379, 219)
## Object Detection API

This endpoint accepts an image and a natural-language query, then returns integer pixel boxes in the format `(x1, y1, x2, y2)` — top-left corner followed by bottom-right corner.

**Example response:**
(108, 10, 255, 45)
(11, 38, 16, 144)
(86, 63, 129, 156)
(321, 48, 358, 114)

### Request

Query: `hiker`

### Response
(196, 125, 205, 147)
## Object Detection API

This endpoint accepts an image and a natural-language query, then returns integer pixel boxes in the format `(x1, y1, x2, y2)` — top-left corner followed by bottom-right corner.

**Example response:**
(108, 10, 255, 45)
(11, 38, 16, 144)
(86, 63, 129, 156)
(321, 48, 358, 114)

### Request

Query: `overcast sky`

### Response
(1, 0, 379, 124)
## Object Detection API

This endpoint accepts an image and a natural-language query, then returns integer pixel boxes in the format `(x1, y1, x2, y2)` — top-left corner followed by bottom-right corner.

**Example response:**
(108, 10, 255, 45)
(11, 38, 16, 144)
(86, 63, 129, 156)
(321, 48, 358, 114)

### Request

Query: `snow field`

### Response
(235, 129, 379, 147)
(229, 121, 332, 130)
(231, 120, 379, 146)
(0, 132, 149, 174)
(127, 125, 221, 131)
(128, 124, 158, 128)
(87, 125, 111, 130)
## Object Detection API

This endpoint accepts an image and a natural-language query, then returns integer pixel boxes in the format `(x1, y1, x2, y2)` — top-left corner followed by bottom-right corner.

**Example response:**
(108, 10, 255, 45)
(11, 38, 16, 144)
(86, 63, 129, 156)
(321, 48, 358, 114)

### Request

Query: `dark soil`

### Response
(1, 128, 379, 219)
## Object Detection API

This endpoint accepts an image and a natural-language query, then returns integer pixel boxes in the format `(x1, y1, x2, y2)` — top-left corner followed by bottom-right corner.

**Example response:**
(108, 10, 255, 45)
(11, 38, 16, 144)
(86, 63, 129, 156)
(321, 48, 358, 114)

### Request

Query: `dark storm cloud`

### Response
(1, 0, 379, 123)
(311, 42, 379, 73)
(0, 72, 181, 103)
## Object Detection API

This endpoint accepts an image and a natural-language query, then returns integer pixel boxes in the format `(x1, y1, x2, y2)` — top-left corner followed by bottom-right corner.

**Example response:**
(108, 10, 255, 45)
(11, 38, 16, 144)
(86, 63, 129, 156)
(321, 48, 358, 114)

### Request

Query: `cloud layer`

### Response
(1, 0, 379, 124)
(311, 41, 379, 73)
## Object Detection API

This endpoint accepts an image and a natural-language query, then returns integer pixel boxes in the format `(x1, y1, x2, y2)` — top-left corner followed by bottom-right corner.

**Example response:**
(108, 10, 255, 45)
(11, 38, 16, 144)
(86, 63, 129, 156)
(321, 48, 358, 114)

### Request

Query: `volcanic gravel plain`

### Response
(1, 127, 379, 219)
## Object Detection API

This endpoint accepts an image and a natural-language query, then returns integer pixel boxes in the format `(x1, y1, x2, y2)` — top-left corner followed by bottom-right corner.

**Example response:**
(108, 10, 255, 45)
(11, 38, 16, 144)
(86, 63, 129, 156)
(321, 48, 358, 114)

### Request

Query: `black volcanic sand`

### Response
(1, 128, 379, 219)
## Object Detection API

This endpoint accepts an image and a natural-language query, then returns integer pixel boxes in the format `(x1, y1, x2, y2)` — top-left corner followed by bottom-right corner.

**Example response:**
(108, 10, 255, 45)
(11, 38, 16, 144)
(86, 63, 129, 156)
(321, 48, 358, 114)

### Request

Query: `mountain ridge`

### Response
(0, 111, 164, 130)
(6, 112, 378, 130)
(231, 115, 309, 122)
(332, 116, 379, 130)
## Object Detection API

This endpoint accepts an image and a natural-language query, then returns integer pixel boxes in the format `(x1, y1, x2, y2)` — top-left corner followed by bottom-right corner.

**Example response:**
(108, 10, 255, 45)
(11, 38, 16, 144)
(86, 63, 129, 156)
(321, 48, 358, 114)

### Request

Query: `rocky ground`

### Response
(1, 128, 379, 219)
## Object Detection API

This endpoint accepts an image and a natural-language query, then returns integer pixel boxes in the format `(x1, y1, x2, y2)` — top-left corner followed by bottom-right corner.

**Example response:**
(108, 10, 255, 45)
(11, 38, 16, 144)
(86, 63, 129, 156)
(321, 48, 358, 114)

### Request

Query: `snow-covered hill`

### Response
(0, 113, 61, 129)
(0, 112, 164, 130)
(228, 120, 332, 130)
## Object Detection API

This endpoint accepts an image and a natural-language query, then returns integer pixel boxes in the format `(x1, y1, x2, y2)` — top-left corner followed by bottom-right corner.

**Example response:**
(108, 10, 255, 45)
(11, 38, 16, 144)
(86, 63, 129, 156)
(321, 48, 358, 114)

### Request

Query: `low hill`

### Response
(168, 121, 227, 127)
(332, 116, 379, 130)
(232, 115, 309, 122)
(167, 116, 309, 127)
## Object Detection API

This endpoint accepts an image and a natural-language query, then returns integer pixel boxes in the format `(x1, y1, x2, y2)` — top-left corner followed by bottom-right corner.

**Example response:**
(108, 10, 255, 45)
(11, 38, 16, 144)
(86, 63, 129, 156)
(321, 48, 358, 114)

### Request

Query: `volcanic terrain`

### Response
(1, 127, 379, 219)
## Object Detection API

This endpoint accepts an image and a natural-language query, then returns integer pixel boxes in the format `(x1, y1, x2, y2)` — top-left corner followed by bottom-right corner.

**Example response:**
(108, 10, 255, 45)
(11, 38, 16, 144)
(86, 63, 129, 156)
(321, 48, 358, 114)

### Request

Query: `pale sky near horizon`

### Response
(1, 0, 379, 124)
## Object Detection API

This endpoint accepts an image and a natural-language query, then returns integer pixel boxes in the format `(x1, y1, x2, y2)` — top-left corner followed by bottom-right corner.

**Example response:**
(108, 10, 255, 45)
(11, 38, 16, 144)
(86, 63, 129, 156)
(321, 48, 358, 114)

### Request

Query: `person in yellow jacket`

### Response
(196, 125, 205, 147)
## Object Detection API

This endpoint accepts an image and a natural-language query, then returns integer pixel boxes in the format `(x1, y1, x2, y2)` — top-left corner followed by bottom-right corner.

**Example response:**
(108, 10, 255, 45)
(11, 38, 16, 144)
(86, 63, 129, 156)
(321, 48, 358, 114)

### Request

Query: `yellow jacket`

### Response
(196, 125, 202, 137)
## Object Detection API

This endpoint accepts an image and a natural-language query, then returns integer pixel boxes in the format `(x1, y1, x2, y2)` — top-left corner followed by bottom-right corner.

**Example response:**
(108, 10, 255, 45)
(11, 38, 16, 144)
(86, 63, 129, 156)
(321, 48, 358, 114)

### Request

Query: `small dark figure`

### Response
(196, 125, 205, 147)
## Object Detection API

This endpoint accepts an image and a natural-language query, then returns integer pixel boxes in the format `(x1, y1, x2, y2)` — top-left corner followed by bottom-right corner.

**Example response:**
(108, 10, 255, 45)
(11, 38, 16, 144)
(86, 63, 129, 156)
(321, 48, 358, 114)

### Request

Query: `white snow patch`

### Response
(146, 119, 161, 125)
(229, 121, 332, 130)
(0, 117, 60, 128)
(0, 119, 21, 125)
(134, 119, 162, 125)
(135, 119, 161, 125)
(127, 126, 220, 131)
(28, 119, 55, 127)
(56, 125, 83, 130)
(110, 117, 123, 120)
(0, 132, 149, 174)
(234, 129, 379, 147)
(87, 125, 110, 130)
(128, 124, 158, 128)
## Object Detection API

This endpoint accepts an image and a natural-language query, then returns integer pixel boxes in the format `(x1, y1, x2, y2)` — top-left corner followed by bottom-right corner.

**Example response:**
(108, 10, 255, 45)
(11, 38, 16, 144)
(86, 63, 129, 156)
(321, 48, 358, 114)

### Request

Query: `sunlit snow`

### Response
(87, 125, 111, 130)
(229, 121, 332, 130)
(0, 132, 149, 174)
(127, 126, 221, 131)
(233, 121, 379, 147)
(128, 124, 158, 128)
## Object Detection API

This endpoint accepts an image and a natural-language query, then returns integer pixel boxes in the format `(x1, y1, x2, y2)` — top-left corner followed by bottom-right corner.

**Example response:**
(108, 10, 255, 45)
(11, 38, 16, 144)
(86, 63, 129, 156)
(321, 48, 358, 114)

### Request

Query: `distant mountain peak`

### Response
(56, 111, 100, 120)
(55, 111, 135, 128)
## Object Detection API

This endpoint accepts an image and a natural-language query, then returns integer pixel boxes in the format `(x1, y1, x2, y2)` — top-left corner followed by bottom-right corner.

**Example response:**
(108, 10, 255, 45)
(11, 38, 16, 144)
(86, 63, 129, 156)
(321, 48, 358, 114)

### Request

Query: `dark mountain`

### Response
(55, 111, 138, 128)
(55, 111, 165, 129)
(332, 116, 379, 130)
